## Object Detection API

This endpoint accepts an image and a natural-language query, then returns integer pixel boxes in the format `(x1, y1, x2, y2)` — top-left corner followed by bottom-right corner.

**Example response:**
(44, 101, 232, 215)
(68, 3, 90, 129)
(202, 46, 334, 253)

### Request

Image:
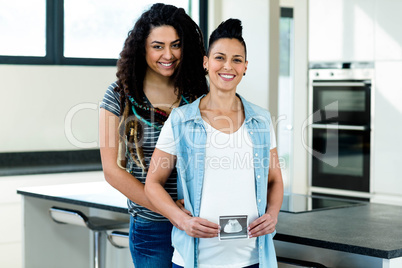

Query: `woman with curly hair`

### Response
(99, 3, 208, 267)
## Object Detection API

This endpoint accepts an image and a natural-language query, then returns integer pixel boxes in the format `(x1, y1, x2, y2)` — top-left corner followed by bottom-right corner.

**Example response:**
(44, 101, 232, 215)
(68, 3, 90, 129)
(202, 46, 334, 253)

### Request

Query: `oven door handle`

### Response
(312, 82, 368, 87)
(311, 124, 368, 131)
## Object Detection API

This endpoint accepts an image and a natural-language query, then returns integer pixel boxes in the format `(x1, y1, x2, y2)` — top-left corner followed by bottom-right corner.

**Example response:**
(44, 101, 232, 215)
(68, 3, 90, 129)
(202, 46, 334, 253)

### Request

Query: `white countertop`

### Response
(17, 181, 128, 212)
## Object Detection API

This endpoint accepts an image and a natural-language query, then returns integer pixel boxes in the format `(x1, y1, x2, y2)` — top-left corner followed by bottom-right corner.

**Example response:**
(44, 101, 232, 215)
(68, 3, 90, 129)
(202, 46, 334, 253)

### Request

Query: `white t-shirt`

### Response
(156, 116, 276, 268)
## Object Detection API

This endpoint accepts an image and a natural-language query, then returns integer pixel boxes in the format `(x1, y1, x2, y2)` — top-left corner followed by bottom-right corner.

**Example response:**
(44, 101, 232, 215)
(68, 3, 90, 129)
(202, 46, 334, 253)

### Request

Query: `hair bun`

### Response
(218, 18, 243, 38)
(207, 18, 247, 58)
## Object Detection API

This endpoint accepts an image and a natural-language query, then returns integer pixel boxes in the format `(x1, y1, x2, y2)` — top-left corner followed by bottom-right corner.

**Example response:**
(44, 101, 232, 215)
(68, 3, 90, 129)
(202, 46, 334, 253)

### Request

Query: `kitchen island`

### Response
(17, 181, 131, 268)
(17, 181, 402, 268)
(276, 200, 402, 267)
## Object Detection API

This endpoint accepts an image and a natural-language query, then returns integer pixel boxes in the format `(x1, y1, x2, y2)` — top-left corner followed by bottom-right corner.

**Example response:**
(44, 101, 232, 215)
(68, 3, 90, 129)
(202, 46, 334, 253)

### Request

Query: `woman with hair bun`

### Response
(99, 3, 208, 267)
(146, 18, 284, 268)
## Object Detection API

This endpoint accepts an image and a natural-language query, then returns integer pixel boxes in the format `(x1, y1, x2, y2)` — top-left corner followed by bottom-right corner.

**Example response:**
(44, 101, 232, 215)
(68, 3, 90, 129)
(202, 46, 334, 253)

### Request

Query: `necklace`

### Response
(128, 95, 189, 131)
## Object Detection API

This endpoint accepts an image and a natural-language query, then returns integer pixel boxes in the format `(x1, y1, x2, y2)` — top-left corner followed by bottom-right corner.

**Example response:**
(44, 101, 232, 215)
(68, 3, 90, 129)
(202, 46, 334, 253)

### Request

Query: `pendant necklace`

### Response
(128, 95, 189, 131)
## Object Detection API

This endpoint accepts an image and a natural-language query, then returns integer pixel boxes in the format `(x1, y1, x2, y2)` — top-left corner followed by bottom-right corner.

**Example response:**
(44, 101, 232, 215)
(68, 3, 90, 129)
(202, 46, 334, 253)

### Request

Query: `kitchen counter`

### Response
(17, 181, 128, 213)
(276, 202, 402, 259)
(17, 181, 131, 268)
(17, 182, 402, 267)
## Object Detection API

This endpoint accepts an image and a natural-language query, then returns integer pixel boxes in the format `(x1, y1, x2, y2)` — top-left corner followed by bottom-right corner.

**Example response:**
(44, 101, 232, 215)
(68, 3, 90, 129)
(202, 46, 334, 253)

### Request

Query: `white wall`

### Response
(0, 65, 116, 152)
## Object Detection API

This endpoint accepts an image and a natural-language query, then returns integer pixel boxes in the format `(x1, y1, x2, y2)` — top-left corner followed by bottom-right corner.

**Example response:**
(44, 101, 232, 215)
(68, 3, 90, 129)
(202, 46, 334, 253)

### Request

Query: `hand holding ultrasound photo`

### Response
(219, 215, 249, 240)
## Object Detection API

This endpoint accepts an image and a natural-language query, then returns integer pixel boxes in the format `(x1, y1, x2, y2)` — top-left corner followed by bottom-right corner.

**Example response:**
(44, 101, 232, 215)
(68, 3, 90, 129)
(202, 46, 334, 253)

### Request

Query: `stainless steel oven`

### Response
(308, 63, 374, 193)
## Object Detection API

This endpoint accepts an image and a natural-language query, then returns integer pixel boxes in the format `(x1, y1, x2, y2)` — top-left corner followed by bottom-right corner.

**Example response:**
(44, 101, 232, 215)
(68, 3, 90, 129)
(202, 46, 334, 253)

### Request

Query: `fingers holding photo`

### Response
(247, 213, 277, 238)
(182, 217, 220, 238)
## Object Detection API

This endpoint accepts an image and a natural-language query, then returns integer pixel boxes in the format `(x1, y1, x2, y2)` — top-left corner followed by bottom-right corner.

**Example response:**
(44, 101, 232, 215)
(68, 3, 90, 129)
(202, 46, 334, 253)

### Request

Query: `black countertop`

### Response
(17, 182, 402, 260)
(276, 202, 402, 259)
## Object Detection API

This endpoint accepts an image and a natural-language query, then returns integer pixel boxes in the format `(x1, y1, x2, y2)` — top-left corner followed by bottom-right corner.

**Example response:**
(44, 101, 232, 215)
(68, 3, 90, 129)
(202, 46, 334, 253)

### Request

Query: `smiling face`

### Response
(204, 38, 248, 93)
(145, 25, 181, 78)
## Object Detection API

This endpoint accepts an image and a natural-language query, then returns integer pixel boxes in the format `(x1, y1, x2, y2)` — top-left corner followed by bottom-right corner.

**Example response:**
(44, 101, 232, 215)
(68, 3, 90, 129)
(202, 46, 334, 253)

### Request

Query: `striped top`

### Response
(100, 82, 184, 221)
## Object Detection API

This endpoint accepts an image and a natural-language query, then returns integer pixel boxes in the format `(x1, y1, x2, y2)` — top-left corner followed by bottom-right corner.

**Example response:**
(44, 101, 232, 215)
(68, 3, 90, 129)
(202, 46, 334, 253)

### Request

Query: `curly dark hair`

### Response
(115, 3, 208, 169)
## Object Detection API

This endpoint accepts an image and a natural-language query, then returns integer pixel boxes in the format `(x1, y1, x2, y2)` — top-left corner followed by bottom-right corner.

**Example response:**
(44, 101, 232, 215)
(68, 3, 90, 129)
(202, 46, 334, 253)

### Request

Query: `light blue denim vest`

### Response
(169, 94, 277, 268)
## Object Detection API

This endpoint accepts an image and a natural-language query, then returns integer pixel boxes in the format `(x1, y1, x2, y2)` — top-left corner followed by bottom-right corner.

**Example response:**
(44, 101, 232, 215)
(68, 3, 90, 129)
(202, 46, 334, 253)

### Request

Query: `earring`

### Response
(243, 73, 246, 76)
(204, 68, 208, 74)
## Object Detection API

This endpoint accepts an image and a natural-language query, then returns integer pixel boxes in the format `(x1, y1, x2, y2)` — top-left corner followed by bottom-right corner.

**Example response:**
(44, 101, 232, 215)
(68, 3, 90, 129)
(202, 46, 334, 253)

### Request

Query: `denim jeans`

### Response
(172, 263, 259, 268)
(129, 215, 174, 268)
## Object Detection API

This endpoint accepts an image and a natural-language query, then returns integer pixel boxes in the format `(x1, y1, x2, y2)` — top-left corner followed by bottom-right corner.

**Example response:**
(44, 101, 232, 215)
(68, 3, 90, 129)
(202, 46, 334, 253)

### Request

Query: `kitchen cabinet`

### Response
(374, 0, 402, 61)
(309, 0, 375, 62)
(372, 61, 402, 199)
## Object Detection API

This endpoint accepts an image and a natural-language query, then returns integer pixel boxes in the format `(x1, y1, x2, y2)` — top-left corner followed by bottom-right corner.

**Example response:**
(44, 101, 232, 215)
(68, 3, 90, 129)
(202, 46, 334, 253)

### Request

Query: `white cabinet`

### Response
(374, 0, 402, 61)
(309, 0, 375, 62)
(372, 61, 402, 197)
(372, 0, 402, 202)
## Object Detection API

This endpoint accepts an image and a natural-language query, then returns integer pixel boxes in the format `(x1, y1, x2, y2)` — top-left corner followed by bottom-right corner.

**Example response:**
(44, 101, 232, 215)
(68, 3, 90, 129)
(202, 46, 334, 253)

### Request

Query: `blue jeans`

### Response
(129, 215, 174, 268)
(172, 263, 259, 268)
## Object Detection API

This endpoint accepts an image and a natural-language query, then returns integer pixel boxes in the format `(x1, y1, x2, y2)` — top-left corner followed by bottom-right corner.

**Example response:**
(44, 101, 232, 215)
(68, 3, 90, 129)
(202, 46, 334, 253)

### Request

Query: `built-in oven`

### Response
(308, 63, 374, 193)
(311, 127, 370, 192)
(312, 80, 371, 126)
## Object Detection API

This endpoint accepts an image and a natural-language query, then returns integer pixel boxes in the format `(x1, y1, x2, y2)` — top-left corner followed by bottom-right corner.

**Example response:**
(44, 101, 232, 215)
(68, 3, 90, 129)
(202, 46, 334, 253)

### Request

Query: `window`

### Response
(0, 0, 206, 66)
(63, 0, 190, 59)
(0, 0, 46, 57)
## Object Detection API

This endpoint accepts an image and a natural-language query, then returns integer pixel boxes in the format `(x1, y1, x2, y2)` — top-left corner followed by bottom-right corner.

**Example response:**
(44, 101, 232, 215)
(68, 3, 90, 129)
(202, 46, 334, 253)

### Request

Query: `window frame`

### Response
(0, 0, 208, 66)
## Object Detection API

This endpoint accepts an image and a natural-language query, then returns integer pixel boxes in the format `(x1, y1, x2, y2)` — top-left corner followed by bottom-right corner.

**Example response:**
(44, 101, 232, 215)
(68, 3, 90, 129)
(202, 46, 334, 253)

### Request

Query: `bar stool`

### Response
(49, 206, 129, 268)
(107, 230, 129, 248)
